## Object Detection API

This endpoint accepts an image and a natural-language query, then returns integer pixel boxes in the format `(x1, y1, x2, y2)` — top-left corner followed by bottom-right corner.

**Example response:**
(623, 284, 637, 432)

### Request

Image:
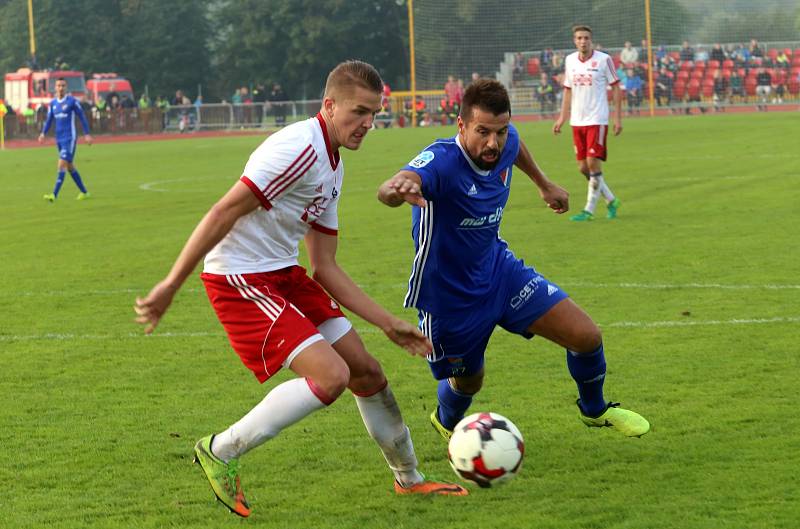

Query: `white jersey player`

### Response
(135, 60, 467, 518)
(553, 25, 624, 222)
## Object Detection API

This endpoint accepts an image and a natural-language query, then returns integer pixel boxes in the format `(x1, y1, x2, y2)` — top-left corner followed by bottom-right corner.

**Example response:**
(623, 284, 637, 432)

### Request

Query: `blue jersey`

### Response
(403, 124, 521, 315)
(42, 95, 90, 143)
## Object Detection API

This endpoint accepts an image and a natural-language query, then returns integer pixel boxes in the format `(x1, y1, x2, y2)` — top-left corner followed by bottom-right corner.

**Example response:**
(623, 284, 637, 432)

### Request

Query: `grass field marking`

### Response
(562, 282, 800, 290)
(139, 178, 194, 192)
(4, 316, 799, 342)
(605, 316, 800, 328)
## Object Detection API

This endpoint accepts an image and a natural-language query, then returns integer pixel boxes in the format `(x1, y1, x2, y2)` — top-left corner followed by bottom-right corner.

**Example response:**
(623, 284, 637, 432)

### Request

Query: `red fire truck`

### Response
(3, 68, 87, 110)
(85, 73, 134, 106)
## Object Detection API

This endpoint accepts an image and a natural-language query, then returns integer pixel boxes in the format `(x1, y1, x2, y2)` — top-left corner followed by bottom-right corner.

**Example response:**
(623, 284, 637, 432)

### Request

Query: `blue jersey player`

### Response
(38, 78, 92, 202)
(378, 79, 649, 438)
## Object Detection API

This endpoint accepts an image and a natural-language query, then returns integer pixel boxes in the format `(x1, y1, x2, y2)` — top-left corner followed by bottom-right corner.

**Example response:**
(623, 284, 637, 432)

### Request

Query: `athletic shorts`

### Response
(572, 124, 609, 161)
(201, 266, 348, 383)
(56, 139, 77, 162)
(418, 255, 569, 380)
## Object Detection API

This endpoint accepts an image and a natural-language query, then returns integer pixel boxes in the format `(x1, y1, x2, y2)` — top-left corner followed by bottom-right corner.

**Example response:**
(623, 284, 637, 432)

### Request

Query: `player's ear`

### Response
(323, 96, 335, 119)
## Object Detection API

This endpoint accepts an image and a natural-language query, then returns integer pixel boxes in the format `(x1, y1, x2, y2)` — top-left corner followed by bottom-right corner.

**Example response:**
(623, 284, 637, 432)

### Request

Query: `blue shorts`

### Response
(56, 139, 77, 162)
(418, 256, 568, 380)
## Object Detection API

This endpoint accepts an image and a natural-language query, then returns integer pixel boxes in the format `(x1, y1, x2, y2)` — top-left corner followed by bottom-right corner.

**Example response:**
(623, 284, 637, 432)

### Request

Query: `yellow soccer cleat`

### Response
(579, 401, 650, 437)
(430, 407, 453, 441)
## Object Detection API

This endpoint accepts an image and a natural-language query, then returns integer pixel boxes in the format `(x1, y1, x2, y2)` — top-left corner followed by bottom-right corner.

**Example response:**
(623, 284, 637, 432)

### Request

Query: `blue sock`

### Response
(69, 169, 87, 193)
(436, 379, 473, 430)
(53, 170, 66, 197)
(567, 343, 607, 417)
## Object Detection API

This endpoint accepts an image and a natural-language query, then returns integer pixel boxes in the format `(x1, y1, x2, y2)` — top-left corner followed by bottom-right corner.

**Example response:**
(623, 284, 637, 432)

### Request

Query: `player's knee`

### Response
(572, 324, 603, 355)
(319, 362, 350, 400)
(451, 371, 484, 395)
(578, 163, 590, 178)
(348, 356, 386, 394)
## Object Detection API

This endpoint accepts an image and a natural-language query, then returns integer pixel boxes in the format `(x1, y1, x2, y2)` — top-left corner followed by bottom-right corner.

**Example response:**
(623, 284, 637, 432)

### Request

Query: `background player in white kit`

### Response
(553, 25, 623, 222)
(134, 60, 467, 518)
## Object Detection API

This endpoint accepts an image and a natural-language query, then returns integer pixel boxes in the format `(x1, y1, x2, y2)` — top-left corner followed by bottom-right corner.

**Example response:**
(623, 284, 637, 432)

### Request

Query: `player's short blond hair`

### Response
(324, 60, 383, 98)
(572, 25, 593, 35)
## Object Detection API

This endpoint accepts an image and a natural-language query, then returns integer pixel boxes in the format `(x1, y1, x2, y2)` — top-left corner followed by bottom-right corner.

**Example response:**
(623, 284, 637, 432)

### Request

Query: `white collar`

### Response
(455, 134, 490, 176)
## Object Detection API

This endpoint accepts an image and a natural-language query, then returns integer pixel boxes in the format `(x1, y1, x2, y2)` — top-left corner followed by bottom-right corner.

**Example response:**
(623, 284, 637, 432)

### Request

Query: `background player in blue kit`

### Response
(378, 79, 649, 438)
(38, 78, 93, 202)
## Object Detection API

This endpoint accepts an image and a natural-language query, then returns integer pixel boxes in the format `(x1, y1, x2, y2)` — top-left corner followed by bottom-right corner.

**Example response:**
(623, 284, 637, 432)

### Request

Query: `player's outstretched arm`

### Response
(553, 88, 571, 135)
(305, 229, 432, 357)
(611, 84, 623, 136)
(515, 139, 569, 214)
(377, 170, 427, 208)
(134, 180, 260, 334)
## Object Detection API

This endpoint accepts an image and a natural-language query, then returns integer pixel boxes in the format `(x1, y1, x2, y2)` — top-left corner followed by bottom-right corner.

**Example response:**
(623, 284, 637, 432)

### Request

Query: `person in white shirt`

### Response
(134, 60, 467, 518)
(553, 25, 624, 221)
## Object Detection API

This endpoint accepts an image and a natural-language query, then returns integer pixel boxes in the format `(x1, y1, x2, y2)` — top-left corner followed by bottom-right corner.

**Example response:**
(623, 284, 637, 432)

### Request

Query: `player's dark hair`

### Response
(572, 24, 592, 35)
(56, 77, 66, 82)
(460, 79, 510, 122)
(324, 60, 383, 97)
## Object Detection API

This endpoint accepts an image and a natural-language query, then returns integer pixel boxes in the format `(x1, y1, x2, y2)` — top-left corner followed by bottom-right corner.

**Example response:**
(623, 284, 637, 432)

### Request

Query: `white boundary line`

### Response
(2, 316, 798, 342)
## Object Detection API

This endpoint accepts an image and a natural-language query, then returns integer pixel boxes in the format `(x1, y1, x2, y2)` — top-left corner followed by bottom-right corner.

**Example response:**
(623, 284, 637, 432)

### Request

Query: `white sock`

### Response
(354, 383, 424, 487)
(595, 173, 615, 202)
(585, 175, 601, 213)
(211, 377, 329, 462)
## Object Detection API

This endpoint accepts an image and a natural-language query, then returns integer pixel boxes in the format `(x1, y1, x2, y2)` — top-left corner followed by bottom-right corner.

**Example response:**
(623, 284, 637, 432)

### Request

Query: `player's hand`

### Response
(552, 117, 564, 135)
(37, 133, 45, 144)
(540, 182, 569, 214)
(134, 280, 179, 334)
(383, 317, 432, 357)
(84, 134, 93, 145)
(613, 121, 623, 136)
(387, 173, 427, 208)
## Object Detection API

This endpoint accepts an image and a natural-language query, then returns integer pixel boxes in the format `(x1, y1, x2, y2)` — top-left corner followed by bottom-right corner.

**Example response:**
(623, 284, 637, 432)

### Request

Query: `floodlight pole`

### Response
(27, 0, 37, 60)
(407, 0, 417, 127)
(645, 0, 655, 117)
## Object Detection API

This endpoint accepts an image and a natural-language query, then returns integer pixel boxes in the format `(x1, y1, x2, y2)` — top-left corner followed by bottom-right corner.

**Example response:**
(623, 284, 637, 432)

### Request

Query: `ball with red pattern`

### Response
(447, 412, 524, 488)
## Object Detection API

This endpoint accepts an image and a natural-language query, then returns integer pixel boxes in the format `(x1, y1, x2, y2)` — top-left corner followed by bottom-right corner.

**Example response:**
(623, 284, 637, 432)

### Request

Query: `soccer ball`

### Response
(447, 412, 524, 488)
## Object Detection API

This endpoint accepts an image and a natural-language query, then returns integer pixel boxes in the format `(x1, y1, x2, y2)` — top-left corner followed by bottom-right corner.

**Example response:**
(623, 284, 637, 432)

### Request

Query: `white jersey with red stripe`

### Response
(562, 50, 619, 126)
(203, 113, 343, 275)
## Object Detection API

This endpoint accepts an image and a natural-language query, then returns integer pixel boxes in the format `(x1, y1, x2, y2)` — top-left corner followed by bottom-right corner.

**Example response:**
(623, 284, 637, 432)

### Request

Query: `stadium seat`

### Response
(680, 60, 693, 71)
(744, 77, 757, 97)
(722, 59, 734, 69)
(612, 54, 621, 68)
(721, 69, 732, 79)
(526, 57, 540, 76)
(788, 78, 800, 96)
(677, 70, 690, 81)
(669, 51, 681, 62)
(767, 48, 779, 61)
(773, 69, 787, 84)
(690, 69, 705, 79)
(673, 82, 686, 101)
(705, 69, 719, 80)
(687, 79, 701, 100)
(693, 60, 706, 70)
(701, 79, 714, 98)
(783, 48, 793, 58)
(792, 55, 800, 67)
(708, 60, 720, 69)
(737, 67, 747, 77)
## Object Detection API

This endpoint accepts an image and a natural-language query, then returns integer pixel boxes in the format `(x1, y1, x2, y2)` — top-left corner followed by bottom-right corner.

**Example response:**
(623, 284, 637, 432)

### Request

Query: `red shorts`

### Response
(572, 124, 609, 161)
(201, 266, 345, 383)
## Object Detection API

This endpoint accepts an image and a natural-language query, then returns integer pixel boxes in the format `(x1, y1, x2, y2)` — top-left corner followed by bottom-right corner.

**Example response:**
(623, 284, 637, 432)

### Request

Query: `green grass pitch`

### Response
(1, 112, 798, 528)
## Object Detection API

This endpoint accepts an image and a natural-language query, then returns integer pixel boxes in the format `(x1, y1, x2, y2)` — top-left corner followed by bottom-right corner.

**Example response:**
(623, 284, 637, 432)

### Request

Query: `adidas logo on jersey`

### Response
(468, 184, 478, 196)
(547, 284, 558, 296)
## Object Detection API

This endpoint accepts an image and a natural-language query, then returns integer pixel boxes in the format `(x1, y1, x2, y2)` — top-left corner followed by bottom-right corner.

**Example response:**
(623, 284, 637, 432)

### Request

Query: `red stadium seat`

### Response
(693, 60, 706, 70)
(783, 48, 793, 58)
(788, 78, 800, 95)
(701, 79, 714, 98)
(526, 57, 540, 76)
(744, 77, 757, 96)
(792, 55, 800, 67)
(705, 69, 720, 80)
(737, 67, 747, 77)
(669, 51, 681, 62)
(773, 69, 787, 84)
(673, 82, 686, 101)
(687, 78, 701, 100)
(677, 70, 690, 81)
(613, 54, 621, 68)
(767, 48, 779, 61)
(722, 59, 734, 69)
(680, 60, 693, 71)
(721, 69, 732, 79)
(708, 60, 720, 69)
(690, 69, 705, 79)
